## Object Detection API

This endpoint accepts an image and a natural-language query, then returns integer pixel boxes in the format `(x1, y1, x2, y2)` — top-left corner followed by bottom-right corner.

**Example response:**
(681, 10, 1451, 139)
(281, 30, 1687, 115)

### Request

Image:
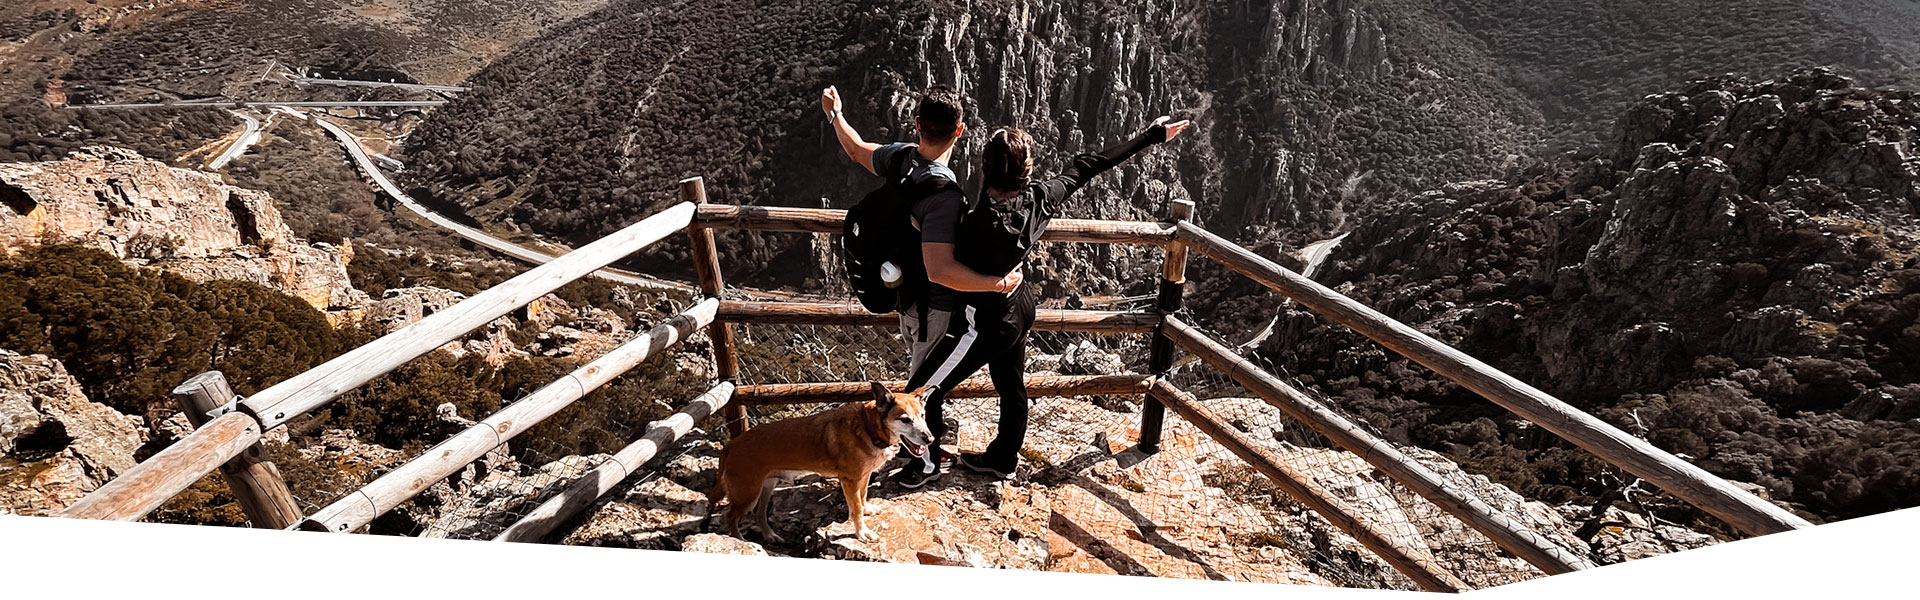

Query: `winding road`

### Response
(307, 114, 690, 291)
(1298, 232, 1350, 280)
(206, 110, 263, 170)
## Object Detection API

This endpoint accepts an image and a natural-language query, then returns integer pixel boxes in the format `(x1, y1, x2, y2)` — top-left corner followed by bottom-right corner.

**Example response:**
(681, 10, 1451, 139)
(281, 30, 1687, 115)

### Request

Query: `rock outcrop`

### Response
(0, 147, 368, 322)
(1244, 69, 1920, 522)
(0, 350, 145, 516)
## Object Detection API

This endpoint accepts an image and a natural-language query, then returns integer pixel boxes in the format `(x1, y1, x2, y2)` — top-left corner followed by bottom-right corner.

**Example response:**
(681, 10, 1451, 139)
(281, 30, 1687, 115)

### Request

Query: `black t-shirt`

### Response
(874, 142, 965, 311)
(950, 123, 1168, 312)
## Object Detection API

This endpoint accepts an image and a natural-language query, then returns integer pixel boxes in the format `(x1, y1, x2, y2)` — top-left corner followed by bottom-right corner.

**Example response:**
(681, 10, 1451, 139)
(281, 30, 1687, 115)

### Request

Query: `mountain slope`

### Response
(1229, 69, 1920, 527)
(398, 0, 1905, 294)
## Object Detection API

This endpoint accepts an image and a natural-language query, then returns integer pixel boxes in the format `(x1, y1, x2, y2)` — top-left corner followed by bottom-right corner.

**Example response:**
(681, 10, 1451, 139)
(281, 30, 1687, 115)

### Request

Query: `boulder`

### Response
(1059, 340, 1125, 376)
(0, 350, 145, 516)
(681, 533, 767, 556)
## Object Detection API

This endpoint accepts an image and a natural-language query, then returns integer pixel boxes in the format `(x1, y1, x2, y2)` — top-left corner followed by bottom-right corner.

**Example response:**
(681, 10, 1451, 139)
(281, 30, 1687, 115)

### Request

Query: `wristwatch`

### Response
(826, 108, 842, 121)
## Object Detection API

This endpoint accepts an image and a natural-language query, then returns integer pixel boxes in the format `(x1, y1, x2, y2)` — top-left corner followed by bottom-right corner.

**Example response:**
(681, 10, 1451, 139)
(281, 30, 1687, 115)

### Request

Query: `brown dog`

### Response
(712, 382, 934, 543)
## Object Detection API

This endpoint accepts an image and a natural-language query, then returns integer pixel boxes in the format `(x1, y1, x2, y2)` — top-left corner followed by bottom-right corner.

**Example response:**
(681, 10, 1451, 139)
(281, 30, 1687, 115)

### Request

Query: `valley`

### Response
(1, 0, 1916, 589)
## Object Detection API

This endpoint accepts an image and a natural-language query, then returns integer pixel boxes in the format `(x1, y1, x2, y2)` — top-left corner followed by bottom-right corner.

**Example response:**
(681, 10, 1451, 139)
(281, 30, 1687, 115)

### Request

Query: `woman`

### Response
(891, 116, 1193, 487)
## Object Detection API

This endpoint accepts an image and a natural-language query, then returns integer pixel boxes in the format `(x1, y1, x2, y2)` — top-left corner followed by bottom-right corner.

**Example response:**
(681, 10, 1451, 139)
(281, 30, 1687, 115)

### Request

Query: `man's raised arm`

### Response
(823, 86, 880, 174)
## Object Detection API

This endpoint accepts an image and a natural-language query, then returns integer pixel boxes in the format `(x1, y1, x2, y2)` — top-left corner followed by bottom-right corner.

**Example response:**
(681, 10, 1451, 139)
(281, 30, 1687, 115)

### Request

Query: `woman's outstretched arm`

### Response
(1034, 116, 1192, 213)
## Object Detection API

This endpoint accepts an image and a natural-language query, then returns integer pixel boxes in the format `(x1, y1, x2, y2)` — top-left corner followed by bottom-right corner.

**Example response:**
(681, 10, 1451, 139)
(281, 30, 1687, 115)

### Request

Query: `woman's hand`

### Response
(1151, 116, 1193, 142)
(822, 86, 843, 116)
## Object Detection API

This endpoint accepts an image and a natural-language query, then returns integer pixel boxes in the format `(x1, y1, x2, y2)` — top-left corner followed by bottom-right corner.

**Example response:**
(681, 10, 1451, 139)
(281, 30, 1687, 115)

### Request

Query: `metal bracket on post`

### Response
(204, 394, 245, 421)
(172, 371, 303, 529)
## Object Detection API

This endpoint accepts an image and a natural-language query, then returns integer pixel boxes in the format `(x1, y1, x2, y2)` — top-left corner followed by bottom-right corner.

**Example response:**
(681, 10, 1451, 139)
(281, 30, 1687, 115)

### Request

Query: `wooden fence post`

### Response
(171, 371, 302, 529)
(682, 177, 746, 438)
(1139, 198, 1194, 453)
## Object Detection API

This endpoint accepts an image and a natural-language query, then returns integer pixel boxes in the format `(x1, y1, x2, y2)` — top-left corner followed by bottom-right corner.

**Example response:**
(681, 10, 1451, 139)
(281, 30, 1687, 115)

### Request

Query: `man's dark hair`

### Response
(914, 84, 964, 142)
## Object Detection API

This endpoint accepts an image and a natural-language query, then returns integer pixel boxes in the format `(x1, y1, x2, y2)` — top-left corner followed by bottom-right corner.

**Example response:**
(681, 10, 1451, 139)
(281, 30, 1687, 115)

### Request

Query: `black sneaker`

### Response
(889, 457, 942, 489)
(895, 445, 953, 468)
(958, 452, 1015, 480)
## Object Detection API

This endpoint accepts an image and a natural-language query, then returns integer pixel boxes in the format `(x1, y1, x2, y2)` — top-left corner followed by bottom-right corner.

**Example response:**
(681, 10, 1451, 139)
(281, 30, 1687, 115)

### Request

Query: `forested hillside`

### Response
(0, 0, 607, 163)
(1436, 0, 1902, 149)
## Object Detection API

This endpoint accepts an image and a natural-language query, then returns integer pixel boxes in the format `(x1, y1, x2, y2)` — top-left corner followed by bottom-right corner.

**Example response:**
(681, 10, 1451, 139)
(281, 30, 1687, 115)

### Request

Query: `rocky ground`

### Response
(0, 144, 655, 525)
(542, 383, 1710, 590)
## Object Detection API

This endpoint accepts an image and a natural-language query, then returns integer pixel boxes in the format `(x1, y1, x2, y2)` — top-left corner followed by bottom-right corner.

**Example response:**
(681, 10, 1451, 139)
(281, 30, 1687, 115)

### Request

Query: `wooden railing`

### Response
(59, 201, 702, 523)
(1172, 223, 1815, 538)
(57, 178, 1813, 592)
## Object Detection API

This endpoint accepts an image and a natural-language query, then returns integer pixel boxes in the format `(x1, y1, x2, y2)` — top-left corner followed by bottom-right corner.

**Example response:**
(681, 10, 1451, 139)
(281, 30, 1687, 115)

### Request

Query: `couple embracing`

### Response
(822, 83, 1191, 488)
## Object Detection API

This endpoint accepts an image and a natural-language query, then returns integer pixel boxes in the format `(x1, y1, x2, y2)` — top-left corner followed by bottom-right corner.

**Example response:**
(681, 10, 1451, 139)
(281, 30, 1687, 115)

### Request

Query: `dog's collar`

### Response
(859, 404, 891, 449)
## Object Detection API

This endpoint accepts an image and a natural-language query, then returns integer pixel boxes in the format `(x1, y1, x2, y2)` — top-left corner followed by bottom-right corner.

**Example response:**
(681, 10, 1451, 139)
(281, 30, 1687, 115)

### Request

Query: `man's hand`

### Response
(996, 268, 1024, 295)
(822, 86, 843, 116)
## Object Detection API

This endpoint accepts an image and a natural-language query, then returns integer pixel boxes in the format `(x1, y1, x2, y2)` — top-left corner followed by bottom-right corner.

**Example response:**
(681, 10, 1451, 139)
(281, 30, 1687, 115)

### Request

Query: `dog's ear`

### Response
(869, 382, 895, 410)
(910, 385, 937, 402)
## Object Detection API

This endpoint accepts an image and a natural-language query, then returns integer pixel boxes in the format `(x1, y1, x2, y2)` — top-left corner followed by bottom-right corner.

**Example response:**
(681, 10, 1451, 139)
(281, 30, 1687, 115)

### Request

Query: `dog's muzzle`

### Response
(902, 438, 929, 457)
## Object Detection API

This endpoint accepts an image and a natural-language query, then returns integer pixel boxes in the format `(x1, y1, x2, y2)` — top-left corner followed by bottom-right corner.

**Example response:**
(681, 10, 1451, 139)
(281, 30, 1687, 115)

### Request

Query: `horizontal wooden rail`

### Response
(694, 204, 1175, 245)
(1175, 222, 1814, 537)
(735, 374, 1150, 405)
(58, 412, 262, 521)
(1149, 380, 1465, 593)
(242, 202, 698, 431)
(297, 299, 718, 533)
(496, 382, 735, 543)
(1163, 317, 1595, 575)
(717, 301, 1159, 334)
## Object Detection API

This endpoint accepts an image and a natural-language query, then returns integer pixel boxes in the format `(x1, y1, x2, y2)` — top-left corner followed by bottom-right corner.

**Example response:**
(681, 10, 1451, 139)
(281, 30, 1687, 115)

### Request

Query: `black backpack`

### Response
(840, 148, 960, 315)
(953, 186, 1049, 280)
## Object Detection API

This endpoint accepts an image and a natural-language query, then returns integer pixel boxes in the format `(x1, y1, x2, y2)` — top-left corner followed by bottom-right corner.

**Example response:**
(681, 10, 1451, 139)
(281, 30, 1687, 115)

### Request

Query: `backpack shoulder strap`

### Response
(883, 145, 915, 185)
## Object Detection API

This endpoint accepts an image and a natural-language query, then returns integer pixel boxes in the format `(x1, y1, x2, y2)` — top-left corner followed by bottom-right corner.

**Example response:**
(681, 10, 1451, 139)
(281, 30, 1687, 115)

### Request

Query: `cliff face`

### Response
(400, 0, 1543, 292)
(1237, 70, 1920, 523)
(0, 147, 369, 322)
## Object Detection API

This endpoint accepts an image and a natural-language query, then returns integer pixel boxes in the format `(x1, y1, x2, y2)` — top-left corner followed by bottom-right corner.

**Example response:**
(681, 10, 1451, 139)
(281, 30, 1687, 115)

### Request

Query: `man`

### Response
(822, 84, 1023, 487)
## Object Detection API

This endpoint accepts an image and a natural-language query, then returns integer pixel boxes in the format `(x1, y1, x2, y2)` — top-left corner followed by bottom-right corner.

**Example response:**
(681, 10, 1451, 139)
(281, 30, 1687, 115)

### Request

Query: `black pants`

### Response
(905, 285, 1036, 471)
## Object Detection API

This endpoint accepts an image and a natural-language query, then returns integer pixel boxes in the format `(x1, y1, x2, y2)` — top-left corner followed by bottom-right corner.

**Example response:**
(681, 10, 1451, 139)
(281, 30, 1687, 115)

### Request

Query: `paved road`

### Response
(1299, 232, 1350, 280)
(288, 75, 469, 94)
(206, 110, 262, 170)
(307, 113, 691, 292)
